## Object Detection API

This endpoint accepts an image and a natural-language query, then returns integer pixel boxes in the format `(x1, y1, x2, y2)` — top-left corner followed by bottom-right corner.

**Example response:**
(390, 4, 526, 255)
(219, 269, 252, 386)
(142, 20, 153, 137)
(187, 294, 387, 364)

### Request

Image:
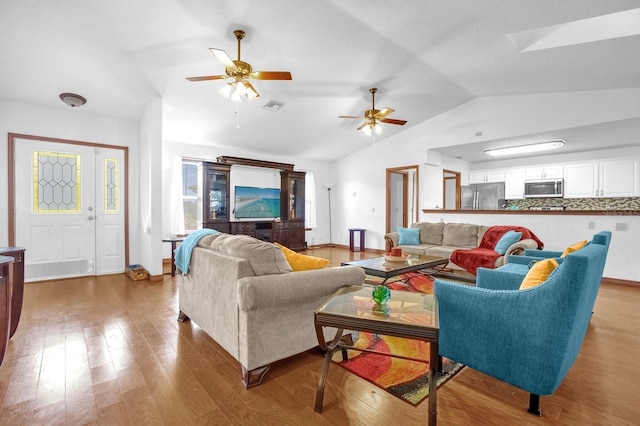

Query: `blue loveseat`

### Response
(478, 231, 612, 285)
(434, 231, 611, 415)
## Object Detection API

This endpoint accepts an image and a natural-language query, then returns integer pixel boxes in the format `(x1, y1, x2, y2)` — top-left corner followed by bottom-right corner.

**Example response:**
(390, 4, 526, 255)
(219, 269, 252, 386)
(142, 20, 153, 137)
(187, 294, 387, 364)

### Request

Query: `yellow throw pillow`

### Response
(561, 240, 588, 258)
(520, 258, 559, 290)
(274, 242, 330, 271)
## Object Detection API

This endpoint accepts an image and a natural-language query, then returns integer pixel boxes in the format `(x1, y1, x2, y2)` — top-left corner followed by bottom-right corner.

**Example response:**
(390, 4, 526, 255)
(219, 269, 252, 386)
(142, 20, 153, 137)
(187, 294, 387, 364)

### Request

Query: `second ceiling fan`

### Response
(339, 88, 407, 135)
(187, 29, 292, 101)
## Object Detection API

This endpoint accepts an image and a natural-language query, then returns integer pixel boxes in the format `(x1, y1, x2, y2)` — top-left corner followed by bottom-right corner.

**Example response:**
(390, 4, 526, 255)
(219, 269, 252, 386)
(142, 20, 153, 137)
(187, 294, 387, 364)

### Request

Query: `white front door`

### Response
(14, 138, 125, 281)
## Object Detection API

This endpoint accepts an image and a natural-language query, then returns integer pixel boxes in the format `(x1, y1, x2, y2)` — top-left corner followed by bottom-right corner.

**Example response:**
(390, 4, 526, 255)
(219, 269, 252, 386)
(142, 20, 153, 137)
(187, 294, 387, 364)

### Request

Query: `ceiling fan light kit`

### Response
(187, 29, 292, 103)
(219, 79, 259, 102)
(339, 87, 407, 137)
(362, 121, 383, 136)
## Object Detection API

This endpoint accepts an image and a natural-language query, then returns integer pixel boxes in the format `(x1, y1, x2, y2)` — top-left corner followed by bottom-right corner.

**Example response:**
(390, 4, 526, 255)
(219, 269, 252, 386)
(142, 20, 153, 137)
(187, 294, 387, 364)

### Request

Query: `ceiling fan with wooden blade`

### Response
(186, 29, 292, 100)
(339, 88, 407, 135)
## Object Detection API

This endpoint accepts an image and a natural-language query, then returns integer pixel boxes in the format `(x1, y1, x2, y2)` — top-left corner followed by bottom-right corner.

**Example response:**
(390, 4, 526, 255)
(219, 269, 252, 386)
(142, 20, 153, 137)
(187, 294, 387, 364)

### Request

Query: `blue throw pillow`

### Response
(494, 230, 522, 255)
(397, 227, 420, 246)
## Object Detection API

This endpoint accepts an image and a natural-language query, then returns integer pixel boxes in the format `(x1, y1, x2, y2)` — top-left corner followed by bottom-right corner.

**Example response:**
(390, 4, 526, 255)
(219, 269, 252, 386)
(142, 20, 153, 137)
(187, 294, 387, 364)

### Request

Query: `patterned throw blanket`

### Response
(450, 226, 544, 275)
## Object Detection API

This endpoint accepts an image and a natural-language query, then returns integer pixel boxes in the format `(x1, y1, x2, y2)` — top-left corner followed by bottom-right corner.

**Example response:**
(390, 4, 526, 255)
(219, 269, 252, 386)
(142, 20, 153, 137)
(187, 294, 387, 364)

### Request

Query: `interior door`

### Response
(386, 165, 419, 233)
(390, 172, 406, 230)
(13, 138, 125, 281)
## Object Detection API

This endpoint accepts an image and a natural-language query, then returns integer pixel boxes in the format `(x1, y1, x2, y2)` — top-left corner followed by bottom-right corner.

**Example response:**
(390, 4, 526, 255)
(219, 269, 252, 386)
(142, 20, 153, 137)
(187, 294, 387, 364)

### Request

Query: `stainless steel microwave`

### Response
(524, 179, 563, 198)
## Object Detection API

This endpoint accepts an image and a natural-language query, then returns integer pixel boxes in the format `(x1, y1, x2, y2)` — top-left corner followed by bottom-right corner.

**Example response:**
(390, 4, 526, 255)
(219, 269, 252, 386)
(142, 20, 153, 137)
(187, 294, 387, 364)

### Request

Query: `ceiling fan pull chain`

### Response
(235, 102, 240, 129)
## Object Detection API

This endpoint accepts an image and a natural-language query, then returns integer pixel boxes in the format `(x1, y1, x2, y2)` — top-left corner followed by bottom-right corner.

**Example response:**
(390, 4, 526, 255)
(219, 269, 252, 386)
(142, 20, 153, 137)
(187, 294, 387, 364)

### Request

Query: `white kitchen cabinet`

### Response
(469, 169, 505, 184)
(505, 169, 525, 199)
(564, 158, 639, 198)
(525, 165, 564, 180)
(564, 163, 598, 198)
(599, 158, 639, 197)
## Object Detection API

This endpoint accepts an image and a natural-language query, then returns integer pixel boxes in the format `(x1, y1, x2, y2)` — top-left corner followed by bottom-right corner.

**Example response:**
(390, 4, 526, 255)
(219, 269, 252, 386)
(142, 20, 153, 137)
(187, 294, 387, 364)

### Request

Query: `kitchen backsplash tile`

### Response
(505, 197, 640, 211)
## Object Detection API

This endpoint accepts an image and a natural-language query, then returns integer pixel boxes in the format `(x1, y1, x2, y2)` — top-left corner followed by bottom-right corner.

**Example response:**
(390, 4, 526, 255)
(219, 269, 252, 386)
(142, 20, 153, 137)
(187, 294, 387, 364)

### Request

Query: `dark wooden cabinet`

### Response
(203, 162, 231, 229)
(224, 220, 306, 250)
(0, 247, 25, 338)
(281, 171, 306, 221)
(201, 159, 306, 250)
(0, 256, 13, 367)
(272, 220, 305, 250)
(231, 221, 255, 237)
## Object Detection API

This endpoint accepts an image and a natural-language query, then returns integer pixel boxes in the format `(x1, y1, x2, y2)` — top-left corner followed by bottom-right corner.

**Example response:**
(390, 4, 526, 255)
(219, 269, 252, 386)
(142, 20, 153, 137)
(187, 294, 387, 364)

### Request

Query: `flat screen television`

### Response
(234, 186, 281, 219)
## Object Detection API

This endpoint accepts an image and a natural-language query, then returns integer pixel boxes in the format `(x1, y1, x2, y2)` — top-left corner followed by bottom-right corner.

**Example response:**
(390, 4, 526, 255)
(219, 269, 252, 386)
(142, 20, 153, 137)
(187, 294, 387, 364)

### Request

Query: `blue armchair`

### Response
(434, 232, 611, 415)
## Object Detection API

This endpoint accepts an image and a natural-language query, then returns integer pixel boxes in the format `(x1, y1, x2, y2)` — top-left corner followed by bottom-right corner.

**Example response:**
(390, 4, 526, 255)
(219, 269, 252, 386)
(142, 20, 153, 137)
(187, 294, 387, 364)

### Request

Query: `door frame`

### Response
(385, 165, 419, 233)
(7, 133, 130, 267)
(442, 169, 461, 210)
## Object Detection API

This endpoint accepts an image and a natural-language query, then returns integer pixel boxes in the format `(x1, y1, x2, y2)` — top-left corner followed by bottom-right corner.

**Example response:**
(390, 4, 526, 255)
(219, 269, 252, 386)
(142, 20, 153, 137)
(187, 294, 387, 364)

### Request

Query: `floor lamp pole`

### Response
(327, 187, 333, 246)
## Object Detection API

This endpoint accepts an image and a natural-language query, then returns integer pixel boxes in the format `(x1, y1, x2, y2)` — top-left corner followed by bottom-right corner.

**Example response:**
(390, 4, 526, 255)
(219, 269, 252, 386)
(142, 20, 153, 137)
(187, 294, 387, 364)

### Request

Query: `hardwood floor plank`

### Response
(65, 394, 99, 425)
(96, 401, 131, 424)
(31, 400, 65, 426)
(0, 400, 34, 426)
(0, 247, 637, 424)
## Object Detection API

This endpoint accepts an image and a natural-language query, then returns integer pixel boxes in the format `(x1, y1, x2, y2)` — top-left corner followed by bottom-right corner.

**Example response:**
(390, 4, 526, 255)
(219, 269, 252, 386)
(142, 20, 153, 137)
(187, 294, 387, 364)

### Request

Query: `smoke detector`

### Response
(59, 93, 87, 107)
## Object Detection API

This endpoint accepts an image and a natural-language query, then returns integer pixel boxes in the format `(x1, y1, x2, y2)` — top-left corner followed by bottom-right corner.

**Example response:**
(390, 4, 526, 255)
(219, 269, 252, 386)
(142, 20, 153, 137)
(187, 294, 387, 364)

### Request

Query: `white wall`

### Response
(0, 99, 140, 262)
(332, 141, 422, 251)
(137, 98, 163, 276)
(420, 212, 639, 282)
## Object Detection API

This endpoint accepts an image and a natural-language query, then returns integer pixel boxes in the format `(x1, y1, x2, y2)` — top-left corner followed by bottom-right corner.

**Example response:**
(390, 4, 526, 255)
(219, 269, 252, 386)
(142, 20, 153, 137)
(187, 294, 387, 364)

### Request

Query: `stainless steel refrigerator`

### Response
(461, 182, 505, 210)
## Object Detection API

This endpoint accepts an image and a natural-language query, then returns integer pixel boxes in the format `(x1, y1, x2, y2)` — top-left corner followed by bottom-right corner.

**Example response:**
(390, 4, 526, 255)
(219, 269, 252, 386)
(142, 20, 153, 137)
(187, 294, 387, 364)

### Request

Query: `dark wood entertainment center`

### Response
(202, 156, 307, 250)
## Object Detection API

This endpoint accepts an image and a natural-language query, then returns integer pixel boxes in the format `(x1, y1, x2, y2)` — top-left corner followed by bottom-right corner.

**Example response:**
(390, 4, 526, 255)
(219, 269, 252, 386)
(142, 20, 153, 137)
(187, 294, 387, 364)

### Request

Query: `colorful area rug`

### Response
(332, 271, 465, 406)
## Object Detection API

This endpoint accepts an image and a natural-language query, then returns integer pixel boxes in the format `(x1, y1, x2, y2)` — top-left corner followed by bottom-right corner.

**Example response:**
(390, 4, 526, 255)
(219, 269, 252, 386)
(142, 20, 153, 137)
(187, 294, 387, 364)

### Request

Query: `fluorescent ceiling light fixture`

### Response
(506, 8, 640, 52)
(484, 140, 565, 157)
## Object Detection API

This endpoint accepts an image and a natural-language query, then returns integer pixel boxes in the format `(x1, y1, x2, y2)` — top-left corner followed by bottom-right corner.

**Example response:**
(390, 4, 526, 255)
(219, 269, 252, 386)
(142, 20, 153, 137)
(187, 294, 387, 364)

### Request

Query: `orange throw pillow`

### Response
(520, 258, 559, 290)
(561, 240, 588, 258)
(275, 242, 330, 271)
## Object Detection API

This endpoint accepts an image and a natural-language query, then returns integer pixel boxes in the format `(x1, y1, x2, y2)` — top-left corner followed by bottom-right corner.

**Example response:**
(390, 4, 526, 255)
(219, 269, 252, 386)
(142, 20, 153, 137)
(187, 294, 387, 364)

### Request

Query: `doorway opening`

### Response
(386, 165, 419, 233)
(443, 169, 461, 210)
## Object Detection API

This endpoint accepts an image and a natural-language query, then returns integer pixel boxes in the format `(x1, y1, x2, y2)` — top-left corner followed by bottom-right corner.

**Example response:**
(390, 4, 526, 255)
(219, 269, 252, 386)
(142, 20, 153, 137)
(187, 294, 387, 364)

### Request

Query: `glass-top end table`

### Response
(314, 285, 440, 425)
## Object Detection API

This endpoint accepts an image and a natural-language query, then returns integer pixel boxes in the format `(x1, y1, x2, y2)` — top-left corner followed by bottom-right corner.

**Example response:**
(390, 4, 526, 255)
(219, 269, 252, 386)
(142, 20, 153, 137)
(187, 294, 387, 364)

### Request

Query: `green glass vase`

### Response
(372, 285, 391, 305)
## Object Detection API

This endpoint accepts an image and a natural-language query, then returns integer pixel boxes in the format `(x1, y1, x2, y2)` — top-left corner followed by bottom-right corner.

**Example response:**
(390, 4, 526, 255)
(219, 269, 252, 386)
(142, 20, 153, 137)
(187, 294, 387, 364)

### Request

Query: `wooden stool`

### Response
(348, 228, 365, 252)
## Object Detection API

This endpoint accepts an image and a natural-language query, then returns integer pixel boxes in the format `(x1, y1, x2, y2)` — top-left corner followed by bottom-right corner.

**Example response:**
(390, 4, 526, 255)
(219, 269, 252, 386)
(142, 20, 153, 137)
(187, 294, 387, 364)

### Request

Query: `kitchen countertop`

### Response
(422, 209, 640, 216)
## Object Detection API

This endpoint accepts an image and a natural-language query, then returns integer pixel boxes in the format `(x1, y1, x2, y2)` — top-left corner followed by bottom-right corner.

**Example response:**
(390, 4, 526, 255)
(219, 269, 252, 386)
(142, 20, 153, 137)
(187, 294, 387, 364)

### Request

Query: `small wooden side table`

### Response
(348, 228, 365, 252)
(163, 237, 185, 276)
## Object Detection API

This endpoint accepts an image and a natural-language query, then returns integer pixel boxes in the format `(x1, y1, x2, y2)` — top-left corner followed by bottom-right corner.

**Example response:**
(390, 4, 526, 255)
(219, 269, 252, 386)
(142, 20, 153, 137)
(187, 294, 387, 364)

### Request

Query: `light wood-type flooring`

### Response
(0, 246, 638, 425)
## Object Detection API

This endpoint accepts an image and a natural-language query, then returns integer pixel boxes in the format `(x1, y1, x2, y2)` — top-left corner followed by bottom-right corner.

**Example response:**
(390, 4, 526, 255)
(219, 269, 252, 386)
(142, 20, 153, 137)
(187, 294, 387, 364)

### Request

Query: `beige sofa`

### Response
(178, 233, 365, 387)
(384, 222, 540, 271)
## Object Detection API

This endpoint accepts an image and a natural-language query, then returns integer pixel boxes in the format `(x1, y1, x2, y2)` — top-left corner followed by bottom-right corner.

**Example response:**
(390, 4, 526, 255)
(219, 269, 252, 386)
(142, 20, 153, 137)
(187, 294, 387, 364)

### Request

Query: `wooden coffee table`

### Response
(341, 254, 449, 285)
(314, 285, 440, 425)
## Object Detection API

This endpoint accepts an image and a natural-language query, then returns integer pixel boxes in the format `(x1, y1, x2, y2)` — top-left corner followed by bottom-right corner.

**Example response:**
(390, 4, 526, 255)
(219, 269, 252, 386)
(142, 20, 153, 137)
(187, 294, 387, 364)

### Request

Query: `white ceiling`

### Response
(2, 1, 640, 163)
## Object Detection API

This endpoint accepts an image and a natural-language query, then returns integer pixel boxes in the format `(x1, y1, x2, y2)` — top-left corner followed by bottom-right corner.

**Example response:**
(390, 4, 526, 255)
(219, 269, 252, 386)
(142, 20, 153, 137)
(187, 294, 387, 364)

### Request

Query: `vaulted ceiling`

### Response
(2, 1, 639, 162)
